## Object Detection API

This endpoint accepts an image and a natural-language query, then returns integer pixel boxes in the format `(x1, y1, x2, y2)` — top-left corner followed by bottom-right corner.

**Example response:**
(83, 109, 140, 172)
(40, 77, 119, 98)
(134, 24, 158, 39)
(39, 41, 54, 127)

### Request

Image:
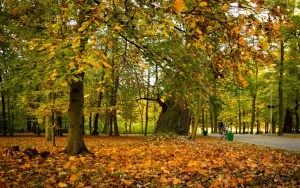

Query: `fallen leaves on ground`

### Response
(0, 134, 300, 187)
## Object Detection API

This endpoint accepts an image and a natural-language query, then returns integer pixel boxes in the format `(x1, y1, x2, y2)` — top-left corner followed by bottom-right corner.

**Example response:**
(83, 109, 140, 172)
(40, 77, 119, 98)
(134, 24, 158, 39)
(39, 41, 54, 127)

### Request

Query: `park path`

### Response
(209, 133, 300, 152)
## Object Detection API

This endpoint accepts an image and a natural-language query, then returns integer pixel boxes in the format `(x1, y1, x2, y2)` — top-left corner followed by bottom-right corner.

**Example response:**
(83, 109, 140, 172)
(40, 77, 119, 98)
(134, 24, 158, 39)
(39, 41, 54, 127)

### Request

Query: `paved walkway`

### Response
(209, 133, 300, 152)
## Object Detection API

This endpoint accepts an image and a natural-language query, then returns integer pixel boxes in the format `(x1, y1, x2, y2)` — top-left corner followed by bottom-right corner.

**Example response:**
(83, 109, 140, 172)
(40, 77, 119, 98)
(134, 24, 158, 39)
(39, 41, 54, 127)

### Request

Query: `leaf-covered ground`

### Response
(0, 134, 300, 187)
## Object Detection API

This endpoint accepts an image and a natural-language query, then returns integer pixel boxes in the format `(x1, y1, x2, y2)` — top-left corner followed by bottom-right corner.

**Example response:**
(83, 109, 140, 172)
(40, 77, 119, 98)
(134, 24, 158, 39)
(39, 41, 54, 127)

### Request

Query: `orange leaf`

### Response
(174, 0, 185, 12)
(238, 37, 246, 46)
(70, 174, 78, 182)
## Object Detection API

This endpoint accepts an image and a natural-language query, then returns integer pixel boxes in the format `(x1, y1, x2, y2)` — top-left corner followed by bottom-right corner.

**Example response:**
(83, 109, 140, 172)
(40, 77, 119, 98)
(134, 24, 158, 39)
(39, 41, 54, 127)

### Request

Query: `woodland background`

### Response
(0, 0, 300, 154)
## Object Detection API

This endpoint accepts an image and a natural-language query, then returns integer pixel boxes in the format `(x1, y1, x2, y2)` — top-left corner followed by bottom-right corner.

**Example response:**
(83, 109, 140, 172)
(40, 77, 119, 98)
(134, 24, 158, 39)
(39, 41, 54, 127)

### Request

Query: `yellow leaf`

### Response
(261, 41, 269, 51)
(90, 60, 101, 68)
(103, 61, 112, 68)
(206, 26, 213, 31)
(61, 82, 68, 87)
(172, 178, 182, 185)
(195, 28, 202, 35)
(163, 30, 169, 37)
(121, 179, 132, 186)
(69, 61, 75, 68)
(49, 70, 58, 81)
(221, 3, 228, 10)
(114, 25, 122, 32)
(69, 156, 76, 161)
(78, 66, 86, 73)
(199, 1, 208, 7)
(58, 182, 68, 187)
(144, 30, 156, 36)
(72, 36, 81, 49)
(78, 21, 90, 32)
(174, 0, 185, 12)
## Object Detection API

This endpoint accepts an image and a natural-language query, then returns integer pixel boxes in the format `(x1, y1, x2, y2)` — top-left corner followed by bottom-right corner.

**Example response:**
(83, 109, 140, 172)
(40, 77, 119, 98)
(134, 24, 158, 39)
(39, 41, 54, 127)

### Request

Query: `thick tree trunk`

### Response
(155, 99, 191, 135)
(65, 73, 89, 155)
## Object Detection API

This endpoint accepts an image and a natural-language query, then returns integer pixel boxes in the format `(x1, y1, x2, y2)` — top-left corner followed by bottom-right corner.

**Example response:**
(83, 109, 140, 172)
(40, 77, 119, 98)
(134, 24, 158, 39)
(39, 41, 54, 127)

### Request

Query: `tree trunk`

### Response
(129, 121, 132, 134)
(113, 109, 119, 136)
(7, 96, 12, 136)
(283, 107, 293, 133)
(155, 99, 191, 135)
(210, 111, 214, 133)
(45, 115, 52, 141)
(250, 94, 256, 134)
(102, 110, 109, 134)
(1, 88, 7, 136)
(238, 104, 242, 134)
(92, 74, 104, 135)
(295, 98, 299, 133)
(27, 116, 32, 132)
(144, 69, 150, 136)
(265, 117, 269, 133)
(65, 73, 89, 154)
(278, 41, 284, 135)
(55, 111, 63, 137)
(202, 108, 205, 131)
(191, 93, 203, 140)
(89, 113, 92, 135)
(52, 111, 56, 147)
(213, 113, 218, 134)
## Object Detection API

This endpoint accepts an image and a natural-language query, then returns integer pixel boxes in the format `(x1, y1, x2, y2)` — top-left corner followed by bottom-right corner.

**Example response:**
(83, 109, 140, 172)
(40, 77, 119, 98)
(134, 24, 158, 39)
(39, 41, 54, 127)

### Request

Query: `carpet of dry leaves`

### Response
(0, 134, 300, 187)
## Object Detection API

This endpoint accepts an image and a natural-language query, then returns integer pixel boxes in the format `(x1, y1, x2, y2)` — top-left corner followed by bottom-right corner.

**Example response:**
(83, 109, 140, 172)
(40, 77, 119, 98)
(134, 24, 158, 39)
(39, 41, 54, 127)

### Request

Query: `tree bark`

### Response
(92, 74, 104, 135)
(278, 41, 284, 135)
(250, 94, 256, 134)
(55, 111, 63, 137)
(45, 115, 52, 141)
(27, 116, 32, 132)
(65, 73, 89, 154)
(295, 98, 300, 133)
(191, 93, 203, 140)
(283, 107, 293, 133)
(155, 99, 191, 135)
(1, 79, 7, 135)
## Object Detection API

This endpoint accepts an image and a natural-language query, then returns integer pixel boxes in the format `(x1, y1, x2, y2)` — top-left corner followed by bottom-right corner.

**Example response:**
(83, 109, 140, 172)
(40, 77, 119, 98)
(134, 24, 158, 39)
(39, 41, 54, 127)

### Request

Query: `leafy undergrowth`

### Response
(0, 135, 300, 187)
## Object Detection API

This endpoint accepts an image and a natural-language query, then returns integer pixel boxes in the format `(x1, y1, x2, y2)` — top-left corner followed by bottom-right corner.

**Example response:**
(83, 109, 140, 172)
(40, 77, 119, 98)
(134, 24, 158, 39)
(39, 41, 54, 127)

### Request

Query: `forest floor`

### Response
(0, 134, 300, 187)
